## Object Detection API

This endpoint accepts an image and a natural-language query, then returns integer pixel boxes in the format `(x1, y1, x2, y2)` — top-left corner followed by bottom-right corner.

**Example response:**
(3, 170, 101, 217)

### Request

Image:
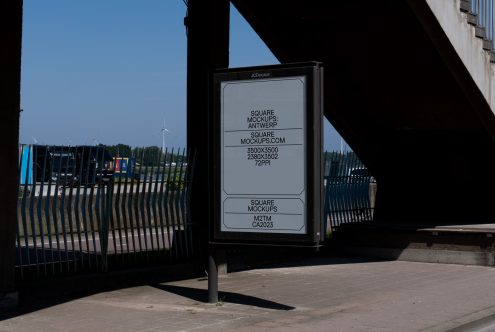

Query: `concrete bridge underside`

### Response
(232, 0, 495, 225)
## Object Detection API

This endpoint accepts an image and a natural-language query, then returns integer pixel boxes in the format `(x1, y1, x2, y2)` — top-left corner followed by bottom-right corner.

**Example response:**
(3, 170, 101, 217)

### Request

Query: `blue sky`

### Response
(20, 1, 343, 150)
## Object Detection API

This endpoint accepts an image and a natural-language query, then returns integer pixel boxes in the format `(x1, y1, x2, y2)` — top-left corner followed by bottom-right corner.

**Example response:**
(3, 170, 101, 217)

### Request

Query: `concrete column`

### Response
(186, 0, 229, 268)
(0, 0, 22, 307)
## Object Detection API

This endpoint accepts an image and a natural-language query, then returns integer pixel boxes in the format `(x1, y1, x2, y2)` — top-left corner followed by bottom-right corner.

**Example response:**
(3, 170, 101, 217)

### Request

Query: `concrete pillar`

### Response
(186, 0, 229, 268)
(0, 0, 22, 307)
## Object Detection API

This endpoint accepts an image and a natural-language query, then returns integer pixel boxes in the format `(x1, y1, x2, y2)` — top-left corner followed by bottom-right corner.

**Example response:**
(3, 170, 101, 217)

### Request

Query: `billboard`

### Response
(212, 62, 324, 245)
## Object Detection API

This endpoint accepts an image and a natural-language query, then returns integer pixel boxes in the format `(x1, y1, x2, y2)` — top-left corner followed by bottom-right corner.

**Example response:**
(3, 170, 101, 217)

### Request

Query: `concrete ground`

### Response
(2, 256, 495, 331)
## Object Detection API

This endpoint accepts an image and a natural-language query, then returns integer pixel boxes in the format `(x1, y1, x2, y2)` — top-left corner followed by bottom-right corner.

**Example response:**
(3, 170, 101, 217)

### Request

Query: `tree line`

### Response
(102, 144, 187, 166)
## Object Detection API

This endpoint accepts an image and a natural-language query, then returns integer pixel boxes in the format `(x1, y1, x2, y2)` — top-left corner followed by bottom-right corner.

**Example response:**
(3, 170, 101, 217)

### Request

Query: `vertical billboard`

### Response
(212, 62, 324, 245)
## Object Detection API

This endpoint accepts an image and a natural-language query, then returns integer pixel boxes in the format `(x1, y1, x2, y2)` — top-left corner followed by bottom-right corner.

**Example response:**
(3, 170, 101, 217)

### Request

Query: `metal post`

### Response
(208, 245, 218, 303)
(186, 0, 230, 265)
(0, 0, 22, 308)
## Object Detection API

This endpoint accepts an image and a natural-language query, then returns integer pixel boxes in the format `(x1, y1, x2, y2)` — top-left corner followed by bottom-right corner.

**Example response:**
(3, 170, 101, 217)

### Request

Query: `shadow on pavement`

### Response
(0, 263, 197, 321)
(0, 256, 382, 320)
(153, 284, 295, 311)
(227, 250, 391, 273)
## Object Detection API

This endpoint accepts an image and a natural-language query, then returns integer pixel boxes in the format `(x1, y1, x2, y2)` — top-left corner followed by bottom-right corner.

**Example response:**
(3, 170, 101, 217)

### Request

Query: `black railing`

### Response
(17, 145, 196, 279)
(323, 151, 376, 234)
(17, 145, 373, 278)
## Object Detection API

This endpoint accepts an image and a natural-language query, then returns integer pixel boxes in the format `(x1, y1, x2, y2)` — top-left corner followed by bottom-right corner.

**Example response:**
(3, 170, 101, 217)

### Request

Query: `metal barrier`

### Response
(16, 145, 371, 278)
(17, 145, 196, 279)
(323, 152, 375, 234)
(463, 0, 495, 53)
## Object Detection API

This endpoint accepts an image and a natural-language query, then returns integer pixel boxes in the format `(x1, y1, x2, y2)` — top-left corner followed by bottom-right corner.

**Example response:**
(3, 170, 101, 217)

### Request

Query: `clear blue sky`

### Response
(20, 0, 344, 151)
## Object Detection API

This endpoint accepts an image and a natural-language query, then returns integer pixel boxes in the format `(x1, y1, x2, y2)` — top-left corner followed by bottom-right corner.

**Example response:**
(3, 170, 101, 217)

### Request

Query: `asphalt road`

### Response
(23, 228, 175, 253)
(26, 182, 171, 197)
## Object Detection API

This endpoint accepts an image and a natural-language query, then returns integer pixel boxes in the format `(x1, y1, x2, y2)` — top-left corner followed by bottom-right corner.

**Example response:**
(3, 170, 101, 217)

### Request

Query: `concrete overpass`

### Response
(222, 0, 495, 225)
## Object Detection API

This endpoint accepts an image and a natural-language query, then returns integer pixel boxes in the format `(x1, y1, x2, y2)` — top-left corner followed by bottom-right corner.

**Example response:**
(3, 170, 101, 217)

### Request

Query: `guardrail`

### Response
(17, 146, 373, 279)
(17, 145, 196, 279)
(323, 151, 376, 234)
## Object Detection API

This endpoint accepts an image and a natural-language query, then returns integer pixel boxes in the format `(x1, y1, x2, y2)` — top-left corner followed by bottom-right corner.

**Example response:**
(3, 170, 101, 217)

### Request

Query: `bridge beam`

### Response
(0, 0, 22, 306)
(186, 0, 229, 260)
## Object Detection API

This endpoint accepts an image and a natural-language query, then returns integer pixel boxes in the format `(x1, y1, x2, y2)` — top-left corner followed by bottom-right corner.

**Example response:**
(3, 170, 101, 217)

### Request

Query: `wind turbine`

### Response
(161, 119, 171, 153)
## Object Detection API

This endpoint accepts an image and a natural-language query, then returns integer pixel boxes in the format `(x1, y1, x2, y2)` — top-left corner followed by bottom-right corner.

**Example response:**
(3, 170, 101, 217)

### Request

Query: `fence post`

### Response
(100, 179, 113, 272)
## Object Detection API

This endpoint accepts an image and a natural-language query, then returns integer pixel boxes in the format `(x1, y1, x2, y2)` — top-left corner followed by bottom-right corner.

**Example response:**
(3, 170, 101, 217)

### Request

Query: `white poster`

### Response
(221, 77, 306, 234)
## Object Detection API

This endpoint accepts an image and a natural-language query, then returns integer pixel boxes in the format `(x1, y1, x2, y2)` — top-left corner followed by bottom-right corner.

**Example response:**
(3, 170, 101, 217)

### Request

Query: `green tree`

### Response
(132, 146, 162, 166)
(112, 144, 132, 157)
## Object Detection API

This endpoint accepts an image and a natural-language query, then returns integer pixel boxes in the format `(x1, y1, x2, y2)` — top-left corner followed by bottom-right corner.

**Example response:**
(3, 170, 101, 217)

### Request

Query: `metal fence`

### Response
(16, 145, 373, 279)
(17, 145, 196, 279)
(462, 0, 495, 57)
(323, 151, 376, 233)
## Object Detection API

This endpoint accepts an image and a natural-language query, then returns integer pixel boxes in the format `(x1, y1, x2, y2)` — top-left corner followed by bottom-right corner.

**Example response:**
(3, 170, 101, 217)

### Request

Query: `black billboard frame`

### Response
(211, 62, 324, 247)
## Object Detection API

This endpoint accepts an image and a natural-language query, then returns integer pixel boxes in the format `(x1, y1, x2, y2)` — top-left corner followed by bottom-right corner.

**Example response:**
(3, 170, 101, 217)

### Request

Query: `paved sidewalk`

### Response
(2, 257, 495, 331)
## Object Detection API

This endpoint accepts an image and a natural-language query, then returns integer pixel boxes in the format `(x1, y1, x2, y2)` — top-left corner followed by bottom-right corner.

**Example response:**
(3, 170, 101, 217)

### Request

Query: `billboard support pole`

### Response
(208, 245, 218, 303)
